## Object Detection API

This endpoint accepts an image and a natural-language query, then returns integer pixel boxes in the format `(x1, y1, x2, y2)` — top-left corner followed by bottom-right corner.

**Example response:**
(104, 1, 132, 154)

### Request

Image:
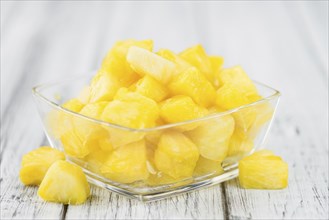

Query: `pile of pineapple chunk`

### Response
(20, 39, 288, 205)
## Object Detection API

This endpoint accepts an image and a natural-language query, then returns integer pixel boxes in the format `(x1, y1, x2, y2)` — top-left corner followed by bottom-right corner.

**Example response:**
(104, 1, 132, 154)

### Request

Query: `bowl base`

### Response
(82, 167, 239, 202)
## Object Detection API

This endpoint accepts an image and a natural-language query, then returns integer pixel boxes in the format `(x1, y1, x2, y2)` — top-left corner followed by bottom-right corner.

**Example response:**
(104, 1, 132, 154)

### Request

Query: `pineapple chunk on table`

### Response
(154, 131, 199, 179)
(38, 161, 90, 205)
(239, 150, 288, 189)
(19, 147, 65, 185)
(101, 39, 153, 86)
(169, 67, 216, 107)
(100, 140, 149, 183)
(127, 46, 176, 84)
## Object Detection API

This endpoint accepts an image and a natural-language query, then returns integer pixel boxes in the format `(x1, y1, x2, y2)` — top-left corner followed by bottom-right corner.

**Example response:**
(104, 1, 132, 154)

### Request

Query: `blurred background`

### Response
(1, 0, 328, 177)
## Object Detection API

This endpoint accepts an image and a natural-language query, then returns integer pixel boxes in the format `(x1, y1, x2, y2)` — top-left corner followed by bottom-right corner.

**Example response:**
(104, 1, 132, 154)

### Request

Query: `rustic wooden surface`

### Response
(1, 1, 328, 219)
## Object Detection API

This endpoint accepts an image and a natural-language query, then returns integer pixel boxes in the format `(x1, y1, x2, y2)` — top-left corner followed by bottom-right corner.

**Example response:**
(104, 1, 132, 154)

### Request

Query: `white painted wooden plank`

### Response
(0, 177, 64, 220)
(65, 184, 225, 220)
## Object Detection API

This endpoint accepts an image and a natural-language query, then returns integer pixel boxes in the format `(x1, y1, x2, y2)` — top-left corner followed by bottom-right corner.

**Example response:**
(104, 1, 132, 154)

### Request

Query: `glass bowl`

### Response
(32, 75, 280, 202)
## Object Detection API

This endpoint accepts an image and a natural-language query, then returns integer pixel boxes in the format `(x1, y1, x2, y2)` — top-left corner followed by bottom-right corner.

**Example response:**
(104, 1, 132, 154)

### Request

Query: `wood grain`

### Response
(1, 1, 328, 219)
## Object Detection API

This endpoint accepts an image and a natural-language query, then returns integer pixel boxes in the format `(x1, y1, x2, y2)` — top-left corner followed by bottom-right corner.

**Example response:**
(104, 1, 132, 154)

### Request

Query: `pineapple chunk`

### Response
(98, 137, 114, 152)
(83, 150, 112, 174)
(60, 130, 99, 158)
(169, 67, 216, 107)
(101, 39, 153, 86)
(79, 101, 108, 120)
(216, 83, 251, 109)
(239, 150, 288, 189)
(233, 96, 274, 139)
(193, 156, 224, 177)
(209, 56, 224, 74)
(133, 75, 168, 102)
(100, 140, 149, 183)
(179, 44, 214, 82)
(160, 95, 208, 131)
(104, 126, 145, 148)
(62, 98, 84, 112)
(89, 71, 123, 103)
(209, 56, 224, 87)
(186, 114, 235, 161)
(127, 46, 176, 84)
(47, 99, 84, 139)
(38, 161, 90, 204)
(61, 102, 109, 158)
(157, 49, 191, 74)
(227, 132, 254, 157)
(19, 147, 65, 185)
(154, 131, 199, 179)
(216, 66, 258, 97)
(101, 89, 159, 129)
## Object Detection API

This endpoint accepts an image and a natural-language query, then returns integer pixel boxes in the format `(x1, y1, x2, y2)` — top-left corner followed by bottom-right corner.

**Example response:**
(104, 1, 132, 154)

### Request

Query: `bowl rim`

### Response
(32, 76, 281, 132)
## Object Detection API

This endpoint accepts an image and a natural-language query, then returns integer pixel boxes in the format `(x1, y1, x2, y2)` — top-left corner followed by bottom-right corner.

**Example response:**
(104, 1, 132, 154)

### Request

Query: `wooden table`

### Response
(1, 1, 328, 219)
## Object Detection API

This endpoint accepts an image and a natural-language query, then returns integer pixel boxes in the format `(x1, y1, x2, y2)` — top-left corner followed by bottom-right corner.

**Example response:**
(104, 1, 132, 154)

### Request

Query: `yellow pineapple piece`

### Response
(61, 102, 109, 158)
(38, 161, 90, 204)
(216, 66, 258, 97)
(89, 71, 123, 103)
(127, 46, 176, 84)
(98, 137, 114, 152)
(209, 56, 224, 87)
(169, 67, 216, 107)
(101, 39, 153, 86)
(133, 75, 168, 102)
(186, 114, 235, 162)
(79, 101, 108, 120)
(179, 44, 214, 82)
(238, 150, 288, 189)
(236, 105, 273, 139)
(62, 98, 84, 112)
(60, 130, 99, 158)
(101, 88, 159, 129)
(216, 83, 251, 109)
(227, 132, 254, 157)
(104, 126, 145, 148)
(160, 95, 208, 131)
(193, 156, 224, 177)
(83, 150, 112, 174)
(46, 99, 84, 140)
(100, 140, 149, 183)
(157, 49, 191, 74)
(19, 147, 65, 185)
(154, 131, 199, 179)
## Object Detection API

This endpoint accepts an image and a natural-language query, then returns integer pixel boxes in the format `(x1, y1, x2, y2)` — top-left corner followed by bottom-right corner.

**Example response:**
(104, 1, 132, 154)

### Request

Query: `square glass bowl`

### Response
(32, 76, 280, 201)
